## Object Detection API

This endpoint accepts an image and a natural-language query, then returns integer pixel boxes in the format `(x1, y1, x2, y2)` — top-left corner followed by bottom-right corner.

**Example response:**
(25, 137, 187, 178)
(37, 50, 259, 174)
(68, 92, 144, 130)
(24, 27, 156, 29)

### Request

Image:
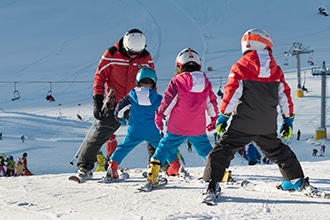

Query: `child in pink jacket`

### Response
(146, 48, 218, 186)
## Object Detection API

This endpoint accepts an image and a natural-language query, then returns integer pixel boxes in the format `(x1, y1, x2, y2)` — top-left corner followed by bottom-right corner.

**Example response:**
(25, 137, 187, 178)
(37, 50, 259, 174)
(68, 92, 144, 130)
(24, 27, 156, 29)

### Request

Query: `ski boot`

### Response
(202, 179, 221, 205)
(106, 160, 119, 179)
(277, 177, 312, 191)
(147, 158, 161, 186)
(166, 158, 181, 176)
(77, 166, 93, 179)
(221, 170, 234, 183)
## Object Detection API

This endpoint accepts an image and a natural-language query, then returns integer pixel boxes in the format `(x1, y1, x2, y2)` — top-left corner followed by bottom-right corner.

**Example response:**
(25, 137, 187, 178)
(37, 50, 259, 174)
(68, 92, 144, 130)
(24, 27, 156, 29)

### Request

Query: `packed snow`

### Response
(1, 0, 330, 219)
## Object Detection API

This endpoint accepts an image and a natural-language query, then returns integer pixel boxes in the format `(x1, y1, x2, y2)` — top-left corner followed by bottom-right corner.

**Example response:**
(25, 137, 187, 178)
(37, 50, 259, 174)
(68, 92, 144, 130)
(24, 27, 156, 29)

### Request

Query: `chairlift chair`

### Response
(76, 104, 83, 120)
(11, 82, 20, 101)
(46, 82, 55, 102)
(283, 58, 289, 66)
(307, 56, 314, 66)
(217, 77, 224, 98)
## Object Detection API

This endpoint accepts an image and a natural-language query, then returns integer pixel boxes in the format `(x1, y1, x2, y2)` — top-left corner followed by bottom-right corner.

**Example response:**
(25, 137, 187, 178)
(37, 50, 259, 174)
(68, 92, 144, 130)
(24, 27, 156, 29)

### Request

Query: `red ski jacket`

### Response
(221, 50, 294, 134)
(93, 39, 154, 103)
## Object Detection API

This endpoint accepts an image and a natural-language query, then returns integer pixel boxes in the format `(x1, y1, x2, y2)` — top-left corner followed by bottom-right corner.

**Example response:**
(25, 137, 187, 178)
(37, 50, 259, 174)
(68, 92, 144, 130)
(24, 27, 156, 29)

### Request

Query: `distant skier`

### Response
(246, 143, 261, 165)
(320, 145, 326, 156)
(21, 135, 25, 143)
(312, 148, 318, 156)
(22, 152, 32, 175)
(95, 151, 106, 172)
(0, 153, 6, 176)
(14, 158, 24, 176)
(297, 129, 301, 140)
(5, 156, 15, 176)
(319, 7, 329, 16)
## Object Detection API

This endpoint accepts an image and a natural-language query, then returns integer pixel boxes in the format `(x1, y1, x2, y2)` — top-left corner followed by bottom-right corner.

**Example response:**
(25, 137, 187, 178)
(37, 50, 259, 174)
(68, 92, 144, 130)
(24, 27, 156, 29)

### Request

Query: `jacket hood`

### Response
(130, 87, 159, 106)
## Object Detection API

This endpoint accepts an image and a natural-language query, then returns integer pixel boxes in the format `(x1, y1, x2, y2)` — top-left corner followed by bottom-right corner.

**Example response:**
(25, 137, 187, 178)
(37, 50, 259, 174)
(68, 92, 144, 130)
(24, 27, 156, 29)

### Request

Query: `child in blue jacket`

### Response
(105, 67, 182, 180)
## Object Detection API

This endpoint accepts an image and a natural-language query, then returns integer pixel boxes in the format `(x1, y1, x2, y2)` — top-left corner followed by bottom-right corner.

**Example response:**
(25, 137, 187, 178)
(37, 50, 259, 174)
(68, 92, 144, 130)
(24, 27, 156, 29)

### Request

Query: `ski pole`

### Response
(69, 88, 115, 166)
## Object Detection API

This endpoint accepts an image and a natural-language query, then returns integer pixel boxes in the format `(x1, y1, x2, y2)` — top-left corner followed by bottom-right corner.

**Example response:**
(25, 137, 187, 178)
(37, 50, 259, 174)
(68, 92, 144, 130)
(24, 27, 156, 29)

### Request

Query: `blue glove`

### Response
(280, 115, 294, 139)
(216, 113, 230, 134)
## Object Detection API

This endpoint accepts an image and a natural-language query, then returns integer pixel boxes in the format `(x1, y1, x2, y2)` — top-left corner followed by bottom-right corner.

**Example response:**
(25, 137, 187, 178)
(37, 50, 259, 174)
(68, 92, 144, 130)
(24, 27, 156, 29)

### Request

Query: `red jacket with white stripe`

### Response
(221, 50, 294, 134)
(93, 38, 154, 103)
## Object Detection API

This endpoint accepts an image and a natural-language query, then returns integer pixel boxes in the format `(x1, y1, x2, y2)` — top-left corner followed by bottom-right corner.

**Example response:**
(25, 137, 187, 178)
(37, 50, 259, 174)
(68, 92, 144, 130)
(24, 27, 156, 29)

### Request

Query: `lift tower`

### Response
(284, 42, 313, 98)
(311, 61, 330, 140)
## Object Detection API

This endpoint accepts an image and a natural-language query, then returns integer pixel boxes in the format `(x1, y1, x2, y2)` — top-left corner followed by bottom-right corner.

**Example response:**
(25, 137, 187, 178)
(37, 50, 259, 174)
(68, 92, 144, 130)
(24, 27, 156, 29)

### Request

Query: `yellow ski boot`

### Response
(147, 158, 161, 185)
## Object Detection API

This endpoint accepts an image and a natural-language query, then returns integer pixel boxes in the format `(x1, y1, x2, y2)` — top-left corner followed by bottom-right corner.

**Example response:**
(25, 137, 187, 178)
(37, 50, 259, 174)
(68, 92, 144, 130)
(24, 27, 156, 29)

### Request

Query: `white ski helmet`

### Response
(241, 28, 273, 55)
(136, 67, 157, 83)
(123, 28, 146, 54)
(175, 48, 202, 71)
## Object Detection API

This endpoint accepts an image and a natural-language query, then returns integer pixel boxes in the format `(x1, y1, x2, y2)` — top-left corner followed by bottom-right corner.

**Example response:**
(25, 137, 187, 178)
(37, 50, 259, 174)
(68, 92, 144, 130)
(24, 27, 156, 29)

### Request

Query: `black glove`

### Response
(93, 95, 104, 120)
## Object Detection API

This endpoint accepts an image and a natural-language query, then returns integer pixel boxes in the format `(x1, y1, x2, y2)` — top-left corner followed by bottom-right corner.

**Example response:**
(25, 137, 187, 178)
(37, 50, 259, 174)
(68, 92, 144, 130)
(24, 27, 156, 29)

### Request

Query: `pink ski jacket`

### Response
(158, 71, 218, 136)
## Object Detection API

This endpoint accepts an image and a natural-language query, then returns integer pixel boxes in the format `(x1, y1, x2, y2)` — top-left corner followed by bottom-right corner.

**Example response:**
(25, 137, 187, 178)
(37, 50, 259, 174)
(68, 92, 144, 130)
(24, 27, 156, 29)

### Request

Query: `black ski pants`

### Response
(77, 109, 121, 171)
(203, 128, 304, 182)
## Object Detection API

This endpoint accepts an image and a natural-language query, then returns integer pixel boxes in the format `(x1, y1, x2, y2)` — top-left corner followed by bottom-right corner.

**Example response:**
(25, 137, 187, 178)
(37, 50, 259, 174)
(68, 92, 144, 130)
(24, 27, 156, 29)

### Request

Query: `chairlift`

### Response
(283, 58, 289, 66)
(76, 104, 83, 120)
(307, 56, 314, 66)
(217, 77, 224, 98)
(46, 82, 55, 102)
(11, 82, 20, 101)
(302, 71, 309, 93)
(58, 103, 62, 118)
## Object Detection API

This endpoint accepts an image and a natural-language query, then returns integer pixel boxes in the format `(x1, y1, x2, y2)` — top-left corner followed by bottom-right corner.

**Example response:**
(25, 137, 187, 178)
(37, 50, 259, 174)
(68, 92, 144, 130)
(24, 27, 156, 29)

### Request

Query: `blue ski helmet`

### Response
(136, 67, 157, 84)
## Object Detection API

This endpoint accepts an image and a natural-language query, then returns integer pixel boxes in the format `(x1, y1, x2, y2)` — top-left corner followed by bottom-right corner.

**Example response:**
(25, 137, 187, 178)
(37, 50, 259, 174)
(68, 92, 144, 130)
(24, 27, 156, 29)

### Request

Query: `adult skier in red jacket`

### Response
(203, 28, 308, 197)
(77, 28, 155, 178)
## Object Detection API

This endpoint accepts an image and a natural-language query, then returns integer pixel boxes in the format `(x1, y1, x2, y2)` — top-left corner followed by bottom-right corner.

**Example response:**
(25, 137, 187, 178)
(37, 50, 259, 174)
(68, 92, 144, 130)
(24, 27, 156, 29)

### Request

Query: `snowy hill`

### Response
(0, 0, 330, 219)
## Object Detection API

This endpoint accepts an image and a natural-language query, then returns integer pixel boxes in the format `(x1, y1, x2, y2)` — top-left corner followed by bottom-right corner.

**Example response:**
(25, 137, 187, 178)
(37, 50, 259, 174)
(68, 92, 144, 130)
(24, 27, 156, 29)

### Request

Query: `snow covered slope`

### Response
(0, 0, 330, 219)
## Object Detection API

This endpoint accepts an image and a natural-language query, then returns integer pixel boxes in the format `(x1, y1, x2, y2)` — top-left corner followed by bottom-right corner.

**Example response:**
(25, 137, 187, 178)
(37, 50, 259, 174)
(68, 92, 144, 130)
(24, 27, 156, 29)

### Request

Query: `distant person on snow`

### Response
(14, 158, 24, 176)
(22, 152, 32, 175)
(104, 67, 184, 181)
(95, 151, 107, 172)
(320, 145, 326, 156)
(76, 28, 155, 179)
(0, 154, 6, 176)
(202, 28, 309, 197)
(21, 135, 25, 143)
(297, 129, 301, 140)
(146, 48, 218, 187)
(5, 155, 15, 176)
(312, 148, 318, 156)
(246, 143, 261, 165)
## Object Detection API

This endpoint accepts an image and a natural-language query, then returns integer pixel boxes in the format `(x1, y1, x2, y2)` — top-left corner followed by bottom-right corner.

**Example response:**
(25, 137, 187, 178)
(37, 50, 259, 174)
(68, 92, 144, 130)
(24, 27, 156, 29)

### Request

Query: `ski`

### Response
(68, 172, 129, 184)
(201, 193, 219, 206)
(97, 172, 129, 184)
(68, 175, 92, 184)
(201, 187, 221, 206)
(141, 166, 195, 183)
(241, 180, 330, 199)
(137, 177, 168, 192)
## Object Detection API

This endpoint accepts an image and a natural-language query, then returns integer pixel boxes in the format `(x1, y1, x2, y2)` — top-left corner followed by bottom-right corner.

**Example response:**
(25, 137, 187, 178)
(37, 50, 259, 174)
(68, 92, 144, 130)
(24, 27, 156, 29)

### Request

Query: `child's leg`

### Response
(203, 130, 253, 182)
(152, 132, 185, 166)
(256, 134, 304, 180)
(109, 135, 142, 165)
(188, 134, 213, 159)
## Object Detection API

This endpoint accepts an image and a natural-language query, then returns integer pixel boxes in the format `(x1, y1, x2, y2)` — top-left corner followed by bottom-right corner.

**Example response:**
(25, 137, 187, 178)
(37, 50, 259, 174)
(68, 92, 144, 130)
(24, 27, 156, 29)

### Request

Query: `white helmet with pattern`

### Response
(175, 48, 201, 71)
(241, 28, 273, 55)
(123, 28, 146, 54)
